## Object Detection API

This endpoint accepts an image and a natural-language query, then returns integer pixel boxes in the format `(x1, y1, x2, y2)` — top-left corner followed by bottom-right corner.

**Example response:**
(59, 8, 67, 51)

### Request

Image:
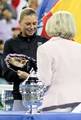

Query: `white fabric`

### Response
(37, 37, 81, 108)
(72, 103, 81, 113)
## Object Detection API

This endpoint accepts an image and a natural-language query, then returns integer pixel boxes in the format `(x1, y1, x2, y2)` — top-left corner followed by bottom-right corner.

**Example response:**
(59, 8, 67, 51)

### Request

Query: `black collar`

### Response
(18, 33, 37, 42)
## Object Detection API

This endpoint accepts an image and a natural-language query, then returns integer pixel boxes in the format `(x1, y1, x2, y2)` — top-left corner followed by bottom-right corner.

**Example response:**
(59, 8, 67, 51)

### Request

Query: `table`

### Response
(0, 112, 81, 120)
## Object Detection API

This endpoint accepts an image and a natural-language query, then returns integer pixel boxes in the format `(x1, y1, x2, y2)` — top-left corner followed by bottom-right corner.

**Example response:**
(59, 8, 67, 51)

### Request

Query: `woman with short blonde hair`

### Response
(46, 11, 76, 40)
(37, 11, 81, 112)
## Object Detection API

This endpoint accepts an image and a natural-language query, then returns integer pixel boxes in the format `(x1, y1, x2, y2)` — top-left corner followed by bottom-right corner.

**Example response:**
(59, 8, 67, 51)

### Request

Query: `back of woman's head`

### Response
(45, 10, 76, 39)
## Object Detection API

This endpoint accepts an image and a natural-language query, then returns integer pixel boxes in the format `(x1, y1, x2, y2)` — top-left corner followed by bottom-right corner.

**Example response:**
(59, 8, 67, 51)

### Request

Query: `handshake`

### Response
(5, 53, 37, 73)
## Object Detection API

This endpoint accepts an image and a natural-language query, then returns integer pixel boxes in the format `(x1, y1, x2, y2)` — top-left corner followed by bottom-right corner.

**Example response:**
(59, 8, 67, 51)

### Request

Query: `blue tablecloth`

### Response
(0, 112, 81, 120)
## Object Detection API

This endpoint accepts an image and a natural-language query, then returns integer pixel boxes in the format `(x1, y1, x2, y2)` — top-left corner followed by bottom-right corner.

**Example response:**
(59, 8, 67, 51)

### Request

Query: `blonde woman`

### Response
(37, 11, 81, 112)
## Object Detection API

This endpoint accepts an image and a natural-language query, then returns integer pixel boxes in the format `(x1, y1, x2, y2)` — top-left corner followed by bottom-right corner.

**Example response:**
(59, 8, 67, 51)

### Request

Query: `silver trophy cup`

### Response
(19, 71, 44, 113)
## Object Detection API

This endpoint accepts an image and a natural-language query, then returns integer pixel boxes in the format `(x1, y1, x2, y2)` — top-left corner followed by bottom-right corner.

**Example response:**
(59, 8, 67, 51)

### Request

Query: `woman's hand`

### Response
(17, 70, 29, 80)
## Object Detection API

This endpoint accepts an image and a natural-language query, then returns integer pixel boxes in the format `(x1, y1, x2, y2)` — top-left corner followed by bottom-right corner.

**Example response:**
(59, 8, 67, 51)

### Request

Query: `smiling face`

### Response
(19, 14, 38, 37)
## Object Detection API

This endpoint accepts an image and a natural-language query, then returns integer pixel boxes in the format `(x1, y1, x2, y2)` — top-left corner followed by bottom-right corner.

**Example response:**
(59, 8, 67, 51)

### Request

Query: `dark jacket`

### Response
(0, 53, 3, 77)
(3, 34, 47, 100)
